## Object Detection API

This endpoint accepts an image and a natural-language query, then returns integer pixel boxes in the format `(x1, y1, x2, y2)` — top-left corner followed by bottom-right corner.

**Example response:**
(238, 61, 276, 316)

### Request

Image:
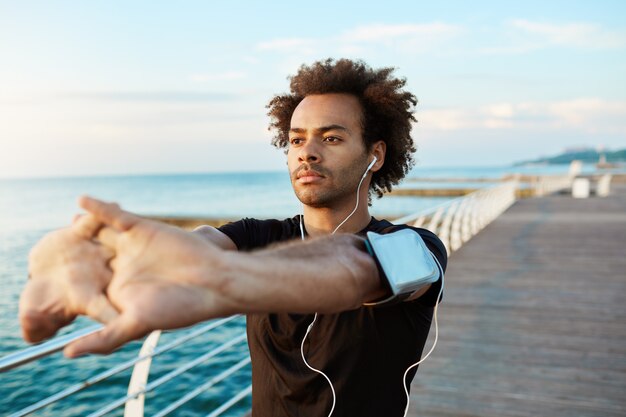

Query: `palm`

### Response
(103, 220, 223, 335)
(60, 197, 232, 357)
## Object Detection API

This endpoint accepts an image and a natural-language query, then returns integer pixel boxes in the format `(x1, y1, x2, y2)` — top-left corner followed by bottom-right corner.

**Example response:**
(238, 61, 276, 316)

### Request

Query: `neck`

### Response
(302, 194, 371, 238)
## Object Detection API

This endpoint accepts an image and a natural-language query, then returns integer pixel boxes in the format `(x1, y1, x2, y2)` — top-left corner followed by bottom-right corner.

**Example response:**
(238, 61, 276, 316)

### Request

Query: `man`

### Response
(20, 59, 447, 416)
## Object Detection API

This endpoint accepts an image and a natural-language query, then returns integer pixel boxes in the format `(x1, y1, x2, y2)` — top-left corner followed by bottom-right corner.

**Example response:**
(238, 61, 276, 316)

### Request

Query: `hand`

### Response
(20, 214, 118, 344)
(64, 196, 233, 357)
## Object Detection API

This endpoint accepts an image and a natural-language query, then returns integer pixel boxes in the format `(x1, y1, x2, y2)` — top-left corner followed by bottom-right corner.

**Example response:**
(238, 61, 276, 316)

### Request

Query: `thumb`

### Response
(64, 313, 146, 358)
(71, 213, 103, 240)
(78, 196, 139, 232)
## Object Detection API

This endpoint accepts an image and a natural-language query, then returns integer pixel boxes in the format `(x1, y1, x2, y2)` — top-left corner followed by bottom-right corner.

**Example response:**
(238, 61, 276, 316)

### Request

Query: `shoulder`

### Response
(217, 216, 301, 250)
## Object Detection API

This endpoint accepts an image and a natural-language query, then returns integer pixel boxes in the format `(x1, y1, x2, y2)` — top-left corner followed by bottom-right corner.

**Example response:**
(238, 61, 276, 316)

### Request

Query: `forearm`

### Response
(207, 235, 385, 314)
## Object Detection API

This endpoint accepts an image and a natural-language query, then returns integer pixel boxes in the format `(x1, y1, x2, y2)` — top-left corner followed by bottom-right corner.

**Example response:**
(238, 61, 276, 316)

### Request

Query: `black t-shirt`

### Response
(218, 216, 447, 417)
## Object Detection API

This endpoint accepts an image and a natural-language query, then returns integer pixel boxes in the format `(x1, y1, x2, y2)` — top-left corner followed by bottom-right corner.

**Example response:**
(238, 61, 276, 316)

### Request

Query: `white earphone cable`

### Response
(297, 156, 444, 417)
(331, 170, 368, 235)
(300, 311, 336, 416)
(401, 253, 444, 417)
(298, 159, 371, 417)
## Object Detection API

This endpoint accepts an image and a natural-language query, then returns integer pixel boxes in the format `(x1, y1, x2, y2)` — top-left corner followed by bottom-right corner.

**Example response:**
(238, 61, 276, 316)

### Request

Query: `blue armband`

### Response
(363, 229, 440, 307)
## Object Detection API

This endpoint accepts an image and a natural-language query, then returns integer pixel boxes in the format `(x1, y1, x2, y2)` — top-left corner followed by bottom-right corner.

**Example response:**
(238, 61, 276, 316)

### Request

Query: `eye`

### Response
(290, 137, 304, 146)
(323, 136, 340, 143)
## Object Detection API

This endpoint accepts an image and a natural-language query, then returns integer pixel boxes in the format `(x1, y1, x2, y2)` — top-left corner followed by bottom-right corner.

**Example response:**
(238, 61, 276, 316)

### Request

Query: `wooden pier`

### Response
(407, 184, 626, 416)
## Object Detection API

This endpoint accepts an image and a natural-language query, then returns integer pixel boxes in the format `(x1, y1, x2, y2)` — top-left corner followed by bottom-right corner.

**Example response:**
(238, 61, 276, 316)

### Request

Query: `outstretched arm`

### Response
(220, 233, 386, 314)
(61, 197, 386, 357)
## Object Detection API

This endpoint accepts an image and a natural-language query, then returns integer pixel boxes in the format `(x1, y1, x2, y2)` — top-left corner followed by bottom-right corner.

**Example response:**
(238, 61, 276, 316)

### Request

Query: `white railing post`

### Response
(597, 174, 612, 197)
(450, 198, 469, 252)
(438, 202, 458, 256)
(427, 206, 445, 234)
(124, 330, 162, 417)
(412, 215, 426, 228)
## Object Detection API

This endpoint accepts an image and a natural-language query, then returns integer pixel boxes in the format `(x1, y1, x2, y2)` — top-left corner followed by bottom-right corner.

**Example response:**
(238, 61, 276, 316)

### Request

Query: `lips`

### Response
(297, 170, 324, 179)
(295, 168, 325, 184)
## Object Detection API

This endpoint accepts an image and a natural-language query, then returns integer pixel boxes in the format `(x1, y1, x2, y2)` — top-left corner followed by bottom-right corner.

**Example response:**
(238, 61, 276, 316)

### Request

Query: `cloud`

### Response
(59, 91, 236, 102)
(543, 98, 626, 132)
(481, 19, 626, 55)
(511, 19, 626, 49)
(188, 71, 247, 83)
(418, 98, 626, 134)
(260, 20, 624, 59)
(340, 22, 460, 43)
(256, 22, 462, 57)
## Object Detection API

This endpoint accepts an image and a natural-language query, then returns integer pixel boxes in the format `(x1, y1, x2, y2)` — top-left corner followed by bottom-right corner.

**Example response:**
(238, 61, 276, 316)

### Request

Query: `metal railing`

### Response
(1, 176, 573, 416)
(1, 316, 251, 417)
(395, 181, 518, 254)
(533, 174, 573, 197)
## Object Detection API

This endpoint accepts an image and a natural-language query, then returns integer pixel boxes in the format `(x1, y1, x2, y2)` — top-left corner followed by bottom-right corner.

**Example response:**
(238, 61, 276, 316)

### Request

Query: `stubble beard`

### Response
(292, 155, 369, 209)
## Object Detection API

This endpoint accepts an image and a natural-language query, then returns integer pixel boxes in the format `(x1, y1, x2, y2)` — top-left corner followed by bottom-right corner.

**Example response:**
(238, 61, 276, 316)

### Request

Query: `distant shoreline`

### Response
(146, 216, 234, 229)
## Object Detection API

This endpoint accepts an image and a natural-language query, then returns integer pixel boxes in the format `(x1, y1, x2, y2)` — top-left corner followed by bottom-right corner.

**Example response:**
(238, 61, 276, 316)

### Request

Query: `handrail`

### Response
(206, 384, 253, 417)
(153, 358, 252, 417)
(394, 181, 518, 254)
(393, 193, 467, 225)
(5, 316, 244, 417)
(1, 316, 238, 374)
(0, 324, 103, 372)
(86, 333, 248, 417)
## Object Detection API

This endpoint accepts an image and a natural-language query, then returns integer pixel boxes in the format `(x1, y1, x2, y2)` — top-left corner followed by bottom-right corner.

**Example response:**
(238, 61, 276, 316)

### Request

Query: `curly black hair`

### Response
(267, 58, 417, 198)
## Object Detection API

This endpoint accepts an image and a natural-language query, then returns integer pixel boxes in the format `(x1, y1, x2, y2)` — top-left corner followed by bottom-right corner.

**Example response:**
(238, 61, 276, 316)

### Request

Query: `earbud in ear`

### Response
(362, 156, 378, 179)
(366, 156, 378, 172)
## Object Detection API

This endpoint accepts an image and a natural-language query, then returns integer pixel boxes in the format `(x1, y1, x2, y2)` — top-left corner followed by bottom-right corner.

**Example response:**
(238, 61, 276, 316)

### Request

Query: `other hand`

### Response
(64, 196, 233, 357)
(20, 214, 118, 344)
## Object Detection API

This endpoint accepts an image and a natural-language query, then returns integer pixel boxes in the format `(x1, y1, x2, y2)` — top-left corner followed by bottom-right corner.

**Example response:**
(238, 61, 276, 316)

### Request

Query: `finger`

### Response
(71, 214, 103, 240)
(85, 293, 120, 324)
(98, 244, 115, 262)
(72, 213, 83, 224)
(64, 313, 146, 357)
(97, 226, 120, 250)
(19, 309, 76, 343)
(78, 196, 138, 232)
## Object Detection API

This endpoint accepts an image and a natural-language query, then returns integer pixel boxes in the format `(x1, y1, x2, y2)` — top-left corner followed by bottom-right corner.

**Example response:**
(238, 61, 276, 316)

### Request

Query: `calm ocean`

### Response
(0, 164, 588, 416)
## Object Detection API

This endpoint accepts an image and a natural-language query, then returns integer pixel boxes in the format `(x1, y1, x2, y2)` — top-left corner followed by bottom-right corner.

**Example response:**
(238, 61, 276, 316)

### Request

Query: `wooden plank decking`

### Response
(408, 184, 626, 417)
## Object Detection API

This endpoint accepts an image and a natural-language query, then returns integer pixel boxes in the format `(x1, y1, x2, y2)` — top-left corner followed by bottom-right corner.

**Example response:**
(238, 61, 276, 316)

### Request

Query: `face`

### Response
(287, 93, 371, 208)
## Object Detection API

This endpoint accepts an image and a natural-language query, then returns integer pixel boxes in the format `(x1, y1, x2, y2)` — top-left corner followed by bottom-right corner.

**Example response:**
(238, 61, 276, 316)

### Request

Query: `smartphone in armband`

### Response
(363, 229, 440, 306)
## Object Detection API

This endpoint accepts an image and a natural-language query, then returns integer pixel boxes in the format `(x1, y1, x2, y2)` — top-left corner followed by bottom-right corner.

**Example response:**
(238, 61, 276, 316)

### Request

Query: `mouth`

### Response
(295, 168, 325, 184)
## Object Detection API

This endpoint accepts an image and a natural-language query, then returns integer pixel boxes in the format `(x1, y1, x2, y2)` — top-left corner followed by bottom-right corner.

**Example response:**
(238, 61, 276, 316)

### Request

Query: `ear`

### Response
(369, 141, 386, 173)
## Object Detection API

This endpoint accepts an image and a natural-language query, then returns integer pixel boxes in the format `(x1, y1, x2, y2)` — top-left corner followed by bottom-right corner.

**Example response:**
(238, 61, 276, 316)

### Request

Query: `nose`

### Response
(298, 139, 321, 164)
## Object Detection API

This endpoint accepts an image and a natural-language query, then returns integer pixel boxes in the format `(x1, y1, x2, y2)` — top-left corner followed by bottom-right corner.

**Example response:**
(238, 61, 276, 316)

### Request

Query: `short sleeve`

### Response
(217, 218, 261, 251)
(218, 217, 299, 251)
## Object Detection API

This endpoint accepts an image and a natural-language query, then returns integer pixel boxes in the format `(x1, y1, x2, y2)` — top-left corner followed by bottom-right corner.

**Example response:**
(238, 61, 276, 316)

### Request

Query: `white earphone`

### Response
(299, 153, 379, 416)
(298, 151, 443, 417)
(363, 156, 377, 178)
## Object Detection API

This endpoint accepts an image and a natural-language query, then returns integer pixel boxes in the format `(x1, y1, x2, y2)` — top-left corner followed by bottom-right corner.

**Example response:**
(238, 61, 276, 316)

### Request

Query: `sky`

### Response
(1, 0, 625, 178)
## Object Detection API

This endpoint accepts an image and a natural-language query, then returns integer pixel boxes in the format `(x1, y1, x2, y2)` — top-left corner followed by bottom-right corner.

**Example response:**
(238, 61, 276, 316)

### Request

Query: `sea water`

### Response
(0, 164, 590, 416)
